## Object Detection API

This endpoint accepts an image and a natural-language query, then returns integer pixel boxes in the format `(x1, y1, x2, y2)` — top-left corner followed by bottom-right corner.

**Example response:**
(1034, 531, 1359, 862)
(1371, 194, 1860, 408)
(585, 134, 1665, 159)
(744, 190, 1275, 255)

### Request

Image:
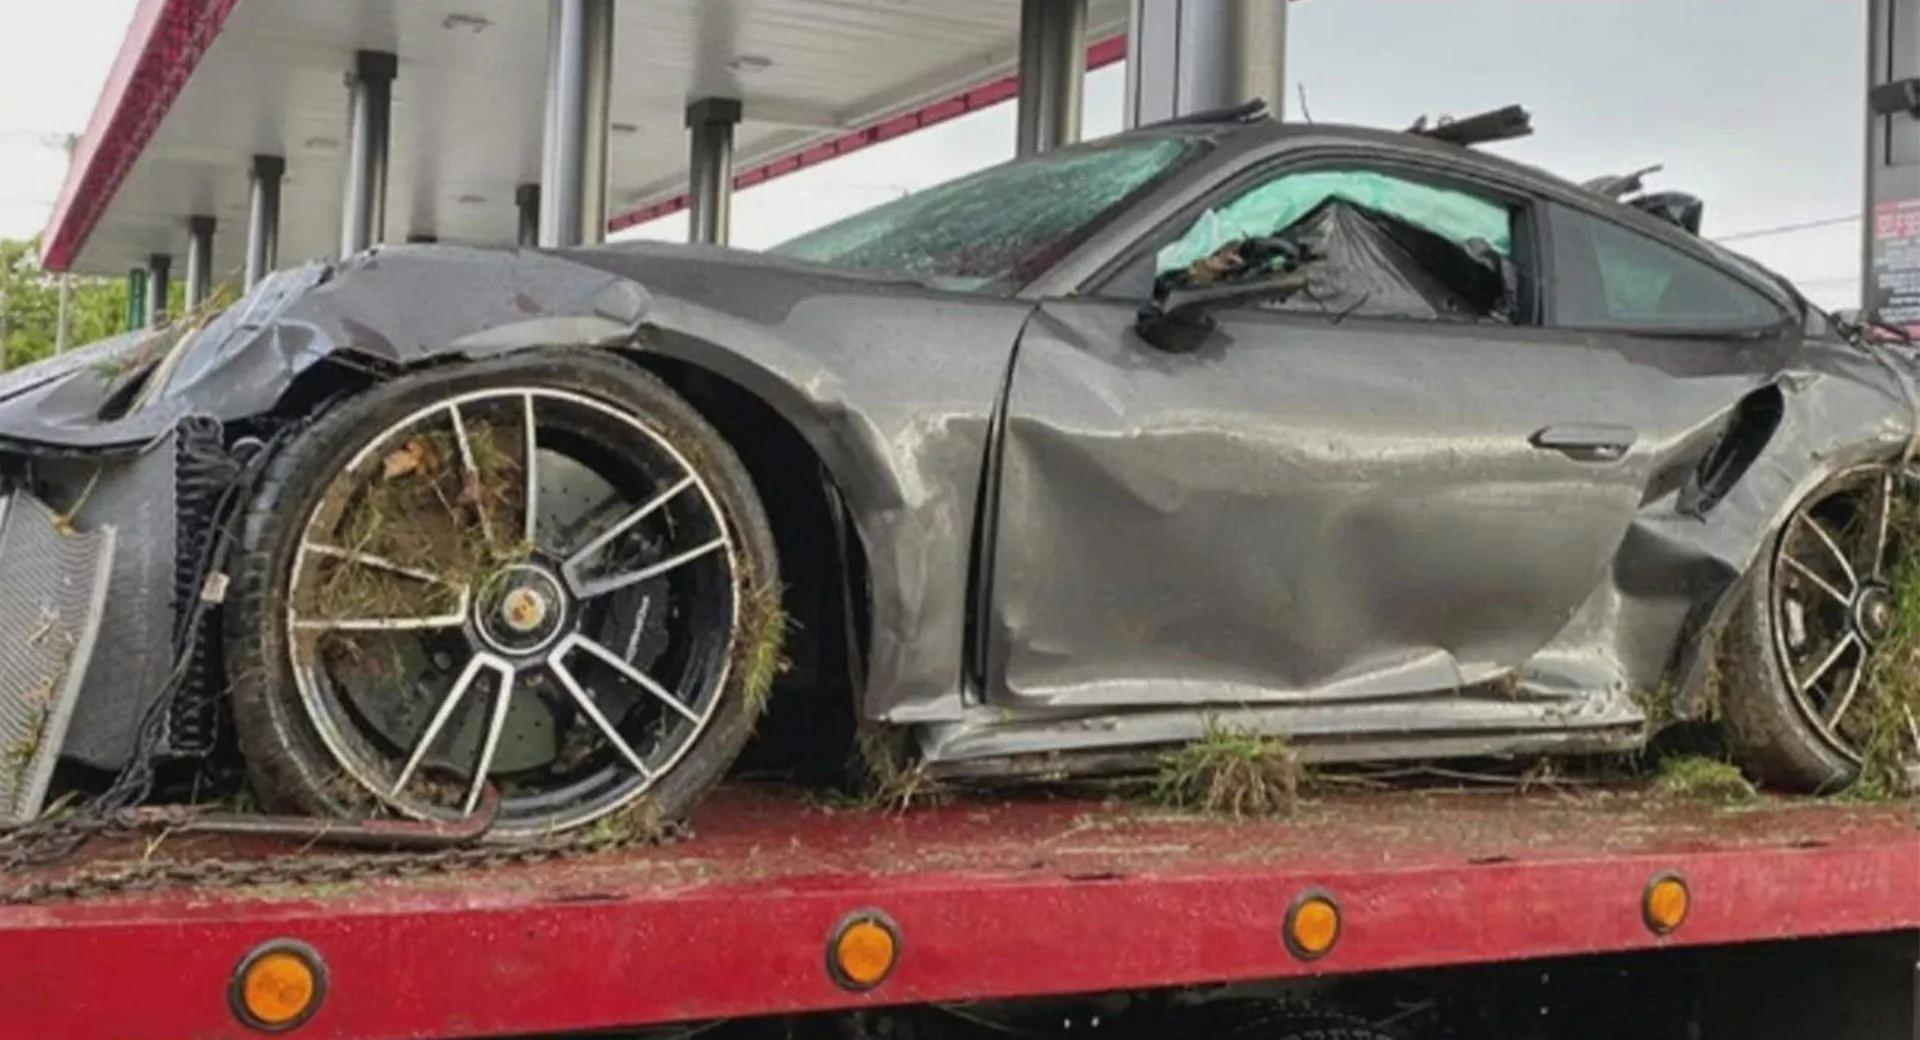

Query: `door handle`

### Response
(1530, 423, 1637, 460)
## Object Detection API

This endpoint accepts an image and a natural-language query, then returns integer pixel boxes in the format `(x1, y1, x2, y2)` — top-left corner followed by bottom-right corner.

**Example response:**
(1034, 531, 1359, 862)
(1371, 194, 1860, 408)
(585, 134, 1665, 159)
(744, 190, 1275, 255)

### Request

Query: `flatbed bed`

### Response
(3, 784, 1916, 1040)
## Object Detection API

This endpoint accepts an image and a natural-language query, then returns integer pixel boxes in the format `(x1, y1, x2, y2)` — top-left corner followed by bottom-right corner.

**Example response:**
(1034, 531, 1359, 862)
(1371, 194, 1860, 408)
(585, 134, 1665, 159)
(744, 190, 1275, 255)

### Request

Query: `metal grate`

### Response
(0, 492, 115, 827)
(55, 438, 178, 769)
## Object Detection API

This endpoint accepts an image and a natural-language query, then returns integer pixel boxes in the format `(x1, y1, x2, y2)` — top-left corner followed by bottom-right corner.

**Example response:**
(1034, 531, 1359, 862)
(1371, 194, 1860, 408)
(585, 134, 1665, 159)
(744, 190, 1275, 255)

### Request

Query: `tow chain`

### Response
(1, 816, 689, 906)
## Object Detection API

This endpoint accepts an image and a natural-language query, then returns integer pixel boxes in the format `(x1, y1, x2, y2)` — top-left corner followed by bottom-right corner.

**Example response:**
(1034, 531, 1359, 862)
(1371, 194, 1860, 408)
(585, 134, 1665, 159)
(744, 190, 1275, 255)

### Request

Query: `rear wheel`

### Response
(226, 352, 780, 838)
(1724, 464, 1919, 791)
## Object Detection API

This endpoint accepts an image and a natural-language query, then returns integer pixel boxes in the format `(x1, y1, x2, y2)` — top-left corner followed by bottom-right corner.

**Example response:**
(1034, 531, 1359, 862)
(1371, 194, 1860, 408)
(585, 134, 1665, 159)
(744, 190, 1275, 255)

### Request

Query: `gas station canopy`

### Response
(46, 0, 1912, 332)
(44, 0, 1135, 277)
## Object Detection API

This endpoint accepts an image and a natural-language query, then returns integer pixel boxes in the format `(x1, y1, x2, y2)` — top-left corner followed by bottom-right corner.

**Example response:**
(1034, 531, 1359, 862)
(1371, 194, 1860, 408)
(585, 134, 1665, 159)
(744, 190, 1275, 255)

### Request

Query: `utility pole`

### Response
(1, 254, 10, 373)
(54, 133, 76, 353)
(55, 270, 70, 353)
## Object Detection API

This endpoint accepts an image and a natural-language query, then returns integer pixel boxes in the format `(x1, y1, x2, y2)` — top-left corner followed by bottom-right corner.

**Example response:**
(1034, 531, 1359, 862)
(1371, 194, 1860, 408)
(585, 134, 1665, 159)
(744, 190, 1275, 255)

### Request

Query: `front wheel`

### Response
(225, 351, 780, 838)
(1723, 464, 1919, 792)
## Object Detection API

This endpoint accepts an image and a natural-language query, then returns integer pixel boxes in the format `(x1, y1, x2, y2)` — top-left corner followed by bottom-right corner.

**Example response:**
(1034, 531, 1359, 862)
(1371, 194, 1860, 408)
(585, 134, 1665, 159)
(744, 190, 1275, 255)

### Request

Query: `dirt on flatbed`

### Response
(4, 781, 1914, 908)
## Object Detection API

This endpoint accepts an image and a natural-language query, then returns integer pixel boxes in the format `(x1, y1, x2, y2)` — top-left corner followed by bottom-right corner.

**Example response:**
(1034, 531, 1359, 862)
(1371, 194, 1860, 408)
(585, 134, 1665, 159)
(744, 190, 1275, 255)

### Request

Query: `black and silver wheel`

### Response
(227, 352, 779, 837)
(1724, 464, 1919, 791)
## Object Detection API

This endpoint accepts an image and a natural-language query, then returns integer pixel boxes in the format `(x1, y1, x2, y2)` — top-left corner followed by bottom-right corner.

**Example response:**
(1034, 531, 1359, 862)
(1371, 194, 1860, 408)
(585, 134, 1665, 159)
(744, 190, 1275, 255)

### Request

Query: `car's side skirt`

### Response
(916, 690, 1646, 777)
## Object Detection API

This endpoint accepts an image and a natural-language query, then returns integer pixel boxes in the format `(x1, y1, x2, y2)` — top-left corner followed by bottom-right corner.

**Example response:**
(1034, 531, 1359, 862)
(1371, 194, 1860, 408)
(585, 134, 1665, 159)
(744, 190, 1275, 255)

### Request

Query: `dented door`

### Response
(981, 299, 1777, 710)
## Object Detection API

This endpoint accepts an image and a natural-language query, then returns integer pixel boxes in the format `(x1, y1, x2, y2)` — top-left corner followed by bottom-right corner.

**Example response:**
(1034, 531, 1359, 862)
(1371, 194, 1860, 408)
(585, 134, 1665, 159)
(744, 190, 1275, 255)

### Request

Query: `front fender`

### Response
(588, 269, 1034, 722)
(0, 240, 1033, 725)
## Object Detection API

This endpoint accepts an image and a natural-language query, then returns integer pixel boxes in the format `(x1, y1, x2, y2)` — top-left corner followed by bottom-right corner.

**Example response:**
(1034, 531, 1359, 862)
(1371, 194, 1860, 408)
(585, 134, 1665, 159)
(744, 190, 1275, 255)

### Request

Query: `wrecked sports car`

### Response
(2, 104, 1916, 837)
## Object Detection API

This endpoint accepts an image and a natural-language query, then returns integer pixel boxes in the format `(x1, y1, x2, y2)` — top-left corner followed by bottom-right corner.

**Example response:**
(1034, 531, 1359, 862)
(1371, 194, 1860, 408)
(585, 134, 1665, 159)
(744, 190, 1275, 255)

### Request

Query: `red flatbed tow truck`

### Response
(2, 783, 1916, 1040)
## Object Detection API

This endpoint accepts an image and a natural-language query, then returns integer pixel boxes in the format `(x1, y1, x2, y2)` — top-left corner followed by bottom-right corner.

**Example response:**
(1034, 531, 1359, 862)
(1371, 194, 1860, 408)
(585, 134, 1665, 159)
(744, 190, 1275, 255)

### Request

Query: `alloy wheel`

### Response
(1769, 464, 1918, 762)
(282, 387, 739, 832)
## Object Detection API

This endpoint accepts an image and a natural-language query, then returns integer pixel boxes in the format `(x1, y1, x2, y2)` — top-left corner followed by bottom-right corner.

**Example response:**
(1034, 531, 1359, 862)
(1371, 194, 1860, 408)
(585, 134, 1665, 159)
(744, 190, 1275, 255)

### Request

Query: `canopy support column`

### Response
(687, 98, 742, 244)
(541, 0, 615, 247)
(246, 154, 284, 288)
(517, 183, 542, 247)
(146, 253, 172, 328)
(1125, 0, 1288, 127)
(185, 215, 215, 311)
(339, 50, 397, 257)
(1016, 0, 1087, 156)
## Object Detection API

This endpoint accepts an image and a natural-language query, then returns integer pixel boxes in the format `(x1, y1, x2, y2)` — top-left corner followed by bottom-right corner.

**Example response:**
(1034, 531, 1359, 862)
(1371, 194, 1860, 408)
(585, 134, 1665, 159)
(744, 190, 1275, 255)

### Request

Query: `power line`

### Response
(0, 128, 73, 146)
(1789, 276, 1863, 287)
(1713, 214, 1860, 244)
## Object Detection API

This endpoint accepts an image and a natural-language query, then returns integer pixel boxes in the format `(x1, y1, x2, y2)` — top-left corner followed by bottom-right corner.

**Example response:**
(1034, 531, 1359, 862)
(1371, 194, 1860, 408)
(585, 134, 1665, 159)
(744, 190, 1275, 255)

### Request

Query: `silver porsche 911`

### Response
(1, 104, 1913, 835)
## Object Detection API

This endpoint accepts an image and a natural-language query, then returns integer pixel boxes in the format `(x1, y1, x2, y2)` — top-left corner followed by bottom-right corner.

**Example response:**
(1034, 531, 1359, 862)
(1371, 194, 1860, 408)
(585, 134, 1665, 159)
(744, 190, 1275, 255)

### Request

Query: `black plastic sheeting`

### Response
(1167, 200, 1516, 324)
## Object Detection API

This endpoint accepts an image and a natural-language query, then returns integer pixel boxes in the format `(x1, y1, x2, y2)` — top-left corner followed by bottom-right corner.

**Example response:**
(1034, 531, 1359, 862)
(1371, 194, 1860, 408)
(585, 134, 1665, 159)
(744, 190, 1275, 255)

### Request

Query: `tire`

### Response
(226, 350, 780, 838)
(1722, 465, 1912, 792)
(1722, 550, 1856, 791)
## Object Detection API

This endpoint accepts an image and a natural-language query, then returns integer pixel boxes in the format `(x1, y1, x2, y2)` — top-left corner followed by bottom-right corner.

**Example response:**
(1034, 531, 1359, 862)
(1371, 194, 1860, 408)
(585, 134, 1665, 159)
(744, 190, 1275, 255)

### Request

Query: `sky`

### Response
(0, 0, 139, 241)
(0, 0, 1872, 309)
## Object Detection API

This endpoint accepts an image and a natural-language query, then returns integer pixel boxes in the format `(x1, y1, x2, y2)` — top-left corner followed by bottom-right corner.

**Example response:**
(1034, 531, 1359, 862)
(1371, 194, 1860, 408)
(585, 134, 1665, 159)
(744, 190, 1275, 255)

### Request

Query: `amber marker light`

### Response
(1643, 872, 1691, 935)
(828, 910, 902, 990)
(231, 940, 326, 1032)
(1284, 889, 1343, 960)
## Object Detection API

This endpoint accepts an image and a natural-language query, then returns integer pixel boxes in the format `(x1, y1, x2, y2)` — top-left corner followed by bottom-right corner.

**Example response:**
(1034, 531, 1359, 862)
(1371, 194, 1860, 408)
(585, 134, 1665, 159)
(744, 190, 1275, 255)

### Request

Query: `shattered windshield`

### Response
(768, 135, 1196, 294)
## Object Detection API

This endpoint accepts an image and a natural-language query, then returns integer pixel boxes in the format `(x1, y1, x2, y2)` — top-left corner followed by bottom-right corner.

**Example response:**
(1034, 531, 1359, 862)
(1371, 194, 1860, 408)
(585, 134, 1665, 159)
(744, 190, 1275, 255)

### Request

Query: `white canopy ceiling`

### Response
(49, 0, 1129, 276)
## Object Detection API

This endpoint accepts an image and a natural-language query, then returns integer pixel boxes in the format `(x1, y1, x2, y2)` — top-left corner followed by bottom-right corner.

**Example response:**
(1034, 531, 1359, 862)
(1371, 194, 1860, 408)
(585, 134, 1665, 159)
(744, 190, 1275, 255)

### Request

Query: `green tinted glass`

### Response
(1158, 169, 1511, 273)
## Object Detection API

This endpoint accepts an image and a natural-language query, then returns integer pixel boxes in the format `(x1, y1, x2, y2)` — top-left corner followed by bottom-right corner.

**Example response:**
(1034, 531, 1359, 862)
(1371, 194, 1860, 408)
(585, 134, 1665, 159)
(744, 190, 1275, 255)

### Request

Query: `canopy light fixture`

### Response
(442, 13, 492, 35)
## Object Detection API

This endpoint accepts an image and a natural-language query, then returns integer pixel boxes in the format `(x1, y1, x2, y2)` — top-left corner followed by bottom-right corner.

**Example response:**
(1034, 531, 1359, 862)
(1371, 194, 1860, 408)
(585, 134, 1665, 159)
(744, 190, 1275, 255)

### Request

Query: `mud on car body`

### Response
(1, 105, 1915, 835)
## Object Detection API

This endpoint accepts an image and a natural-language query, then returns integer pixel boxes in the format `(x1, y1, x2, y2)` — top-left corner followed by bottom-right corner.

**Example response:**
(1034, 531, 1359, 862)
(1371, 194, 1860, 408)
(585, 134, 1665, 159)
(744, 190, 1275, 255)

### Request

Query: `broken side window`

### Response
(1153, 169, 1519, 323)
(1156, 169, 1513, 275)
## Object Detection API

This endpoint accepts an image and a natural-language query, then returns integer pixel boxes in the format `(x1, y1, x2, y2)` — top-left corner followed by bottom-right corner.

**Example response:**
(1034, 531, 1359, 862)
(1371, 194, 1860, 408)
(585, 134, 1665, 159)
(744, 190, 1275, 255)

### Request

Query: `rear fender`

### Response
(1660, 351, 1916, 719)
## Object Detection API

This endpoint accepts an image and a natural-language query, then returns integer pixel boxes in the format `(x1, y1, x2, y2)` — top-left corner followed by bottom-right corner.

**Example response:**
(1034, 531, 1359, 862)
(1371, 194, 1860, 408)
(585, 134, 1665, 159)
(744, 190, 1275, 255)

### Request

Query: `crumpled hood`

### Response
(0, 260, 333, 453)
(0, 324, 178, 433)
(0, 241, 910, 454)
(0, 326, 166, 406)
